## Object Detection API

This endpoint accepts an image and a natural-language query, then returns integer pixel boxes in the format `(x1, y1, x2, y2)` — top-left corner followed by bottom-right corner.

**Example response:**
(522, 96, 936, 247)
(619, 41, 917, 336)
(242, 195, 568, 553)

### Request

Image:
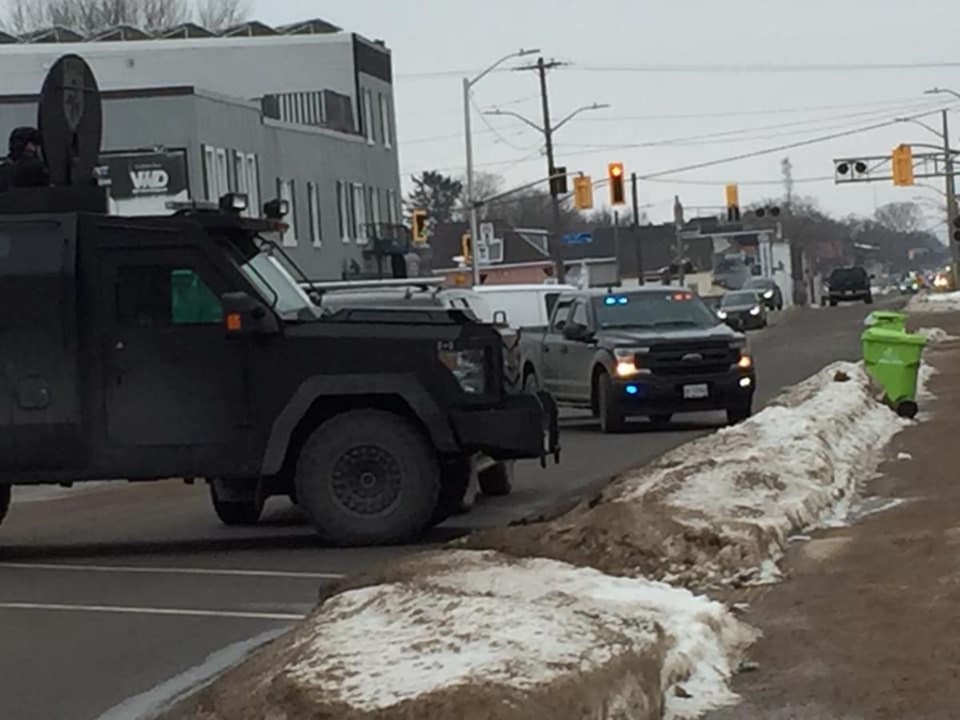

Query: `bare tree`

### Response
(874, 202, 923, 235)
(2, 0, 248, 34)
(194, 0, 248, 30)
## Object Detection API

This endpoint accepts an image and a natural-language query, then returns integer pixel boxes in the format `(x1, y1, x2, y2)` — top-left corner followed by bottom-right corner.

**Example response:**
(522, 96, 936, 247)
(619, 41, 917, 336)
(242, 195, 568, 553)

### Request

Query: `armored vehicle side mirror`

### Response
(492, 310, 509, 327)
(222, 291, 280, 337)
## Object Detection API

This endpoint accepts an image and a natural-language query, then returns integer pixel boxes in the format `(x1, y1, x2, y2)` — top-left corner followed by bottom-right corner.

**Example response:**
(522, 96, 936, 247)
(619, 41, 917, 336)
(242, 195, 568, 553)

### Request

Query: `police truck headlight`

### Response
(438, 349, 487, 394)
(717, 310, 728, 319)
(614, 348, 649, 378)
(763, 290, 774, 299)
(749, 306, 761, 316)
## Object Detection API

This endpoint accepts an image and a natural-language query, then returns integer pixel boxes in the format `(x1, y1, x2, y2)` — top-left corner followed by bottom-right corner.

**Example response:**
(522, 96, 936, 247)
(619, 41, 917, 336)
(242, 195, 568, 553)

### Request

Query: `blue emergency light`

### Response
(604, 296, 629, 306)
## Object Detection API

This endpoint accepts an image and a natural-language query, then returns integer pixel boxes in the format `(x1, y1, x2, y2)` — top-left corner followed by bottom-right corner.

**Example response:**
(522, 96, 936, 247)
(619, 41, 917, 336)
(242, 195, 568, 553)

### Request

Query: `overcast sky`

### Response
(262, 1, 958, 233)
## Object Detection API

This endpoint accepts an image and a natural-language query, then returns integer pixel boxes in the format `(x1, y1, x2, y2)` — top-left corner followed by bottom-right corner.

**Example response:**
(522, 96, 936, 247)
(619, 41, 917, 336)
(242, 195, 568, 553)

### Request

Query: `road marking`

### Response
(0, 562, 346, 580)
(0, 601, 306, 621)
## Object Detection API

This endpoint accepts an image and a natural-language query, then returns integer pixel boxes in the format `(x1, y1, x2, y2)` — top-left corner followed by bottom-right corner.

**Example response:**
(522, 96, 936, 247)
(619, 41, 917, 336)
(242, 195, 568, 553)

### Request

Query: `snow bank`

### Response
(464, 361, 908, 588)
(916, 326, 959, 343)
(162, 551, 753, 720)
(906, 290, 960, 313)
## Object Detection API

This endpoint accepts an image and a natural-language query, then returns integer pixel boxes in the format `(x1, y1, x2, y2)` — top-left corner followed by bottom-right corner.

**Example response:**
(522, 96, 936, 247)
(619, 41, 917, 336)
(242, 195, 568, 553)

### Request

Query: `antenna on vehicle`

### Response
(37, 54, 103, 187)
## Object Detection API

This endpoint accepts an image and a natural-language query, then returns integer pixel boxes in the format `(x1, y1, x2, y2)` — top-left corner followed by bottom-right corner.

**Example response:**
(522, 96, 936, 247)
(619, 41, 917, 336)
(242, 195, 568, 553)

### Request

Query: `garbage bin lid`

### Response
(861, 326, 927, 345)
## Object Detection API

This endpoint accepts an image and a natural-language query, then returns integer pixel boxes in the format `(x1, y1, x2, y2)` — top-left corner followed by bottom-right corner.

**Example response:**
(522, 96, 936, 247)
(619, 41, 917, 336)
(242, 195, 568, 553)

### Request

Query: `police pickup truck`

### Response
(0, 53, 559, 547)
(518, 287, 756, 433)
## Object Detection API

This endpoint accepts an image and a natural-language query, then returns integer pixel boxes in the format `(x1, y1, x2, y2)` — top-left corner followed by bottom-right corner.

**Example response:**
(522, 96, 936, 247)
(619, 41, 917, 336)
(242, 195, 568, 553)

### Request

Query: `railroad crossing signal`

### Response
(412, 209, 429, 244)
(725, 183, 740, 222)
(573, 175, 594, 210)
(608, 163, 625, 205)
(892, 144, 915, 186)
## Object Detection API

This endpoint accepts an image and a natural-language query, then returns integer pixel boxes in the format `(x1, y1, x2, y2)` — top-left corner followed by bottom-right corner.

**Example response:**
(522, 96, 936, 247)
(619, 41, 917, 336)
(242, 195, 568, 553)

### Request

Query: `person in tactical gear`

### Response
(0, 127, 50, 192)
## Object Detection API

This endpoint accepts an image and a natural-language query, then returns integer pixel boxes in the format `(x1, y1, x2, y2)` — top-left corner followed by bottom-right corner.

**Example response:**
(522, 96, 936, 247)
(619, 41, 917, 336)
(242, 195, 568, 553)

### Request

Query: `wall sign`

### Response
(100, 149, 189, 199)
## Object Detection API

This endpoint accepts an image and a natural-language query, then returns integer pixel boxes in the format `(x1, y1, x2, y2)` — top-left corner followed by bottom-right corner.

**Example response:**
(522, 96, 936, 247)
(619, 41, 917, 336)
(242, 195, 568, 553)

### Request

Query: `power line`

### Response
(568, 61, 960, 74)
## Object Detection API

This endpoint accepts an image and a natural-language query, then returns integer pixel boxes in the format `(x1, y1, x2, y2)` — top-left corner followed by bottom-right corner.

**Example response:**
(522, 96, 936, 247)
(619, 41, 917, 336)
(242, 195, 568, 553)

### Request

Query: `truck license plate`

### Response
(683, 384, 709, 399)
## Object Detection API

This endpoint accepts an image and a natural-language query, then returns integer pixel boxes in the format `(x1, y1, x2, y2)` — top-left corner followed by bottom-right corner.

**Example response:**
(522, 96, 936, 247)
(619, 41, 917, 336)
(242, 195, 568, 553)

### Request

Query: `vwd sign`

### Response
(130, 168, 170, 193)
(100, 149, 188, 199)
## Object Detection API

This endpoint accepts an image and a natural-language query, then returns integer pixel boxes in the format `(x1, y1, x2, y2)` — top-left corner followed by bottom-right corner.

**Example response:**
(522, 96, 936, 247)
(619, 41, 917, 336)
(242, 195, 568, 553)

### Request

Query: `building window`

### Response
(386, 189, 399, 225)
(379, 94, 392, 148)
(352, 183, 367, 243)
(308, 182, 322, 247)
(278, 178, 297, 246)
(363, 90, 375, 145)
(245, 154, 260, 218)
(215, 148, 228, 197)
(337, 180, 348, 243)
(233, 151, 246, 196)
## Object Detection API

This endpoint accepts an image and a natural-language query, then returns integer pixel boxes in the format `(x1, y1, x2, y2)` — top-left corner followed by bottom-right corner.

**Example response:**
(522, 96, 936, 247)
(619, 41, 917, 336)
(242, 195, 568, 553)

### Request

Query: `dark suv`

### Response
(826, 266, 873, 306)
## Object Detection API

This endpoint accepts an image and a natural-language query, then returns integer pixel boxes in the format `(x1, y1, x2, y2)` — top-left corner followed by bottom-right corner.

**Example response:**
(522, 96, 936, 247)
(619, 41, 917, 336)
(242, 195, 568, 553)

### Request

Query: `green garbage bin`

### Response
(864, 310, 906, 333)
(861, 326, 927, 418)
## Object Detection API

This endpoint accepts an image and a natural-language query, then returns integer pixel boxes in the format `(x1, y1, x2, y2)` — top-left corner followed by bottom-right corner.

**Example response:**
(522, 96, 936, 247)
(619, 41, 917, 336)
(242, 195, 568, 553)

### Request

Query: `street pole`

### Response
(613, 209, 620, 285)
(535, 57, 565, 284)
(463, 77, 481, 286)
(942, 109, 960, 289)
(631, 171, 644, 285)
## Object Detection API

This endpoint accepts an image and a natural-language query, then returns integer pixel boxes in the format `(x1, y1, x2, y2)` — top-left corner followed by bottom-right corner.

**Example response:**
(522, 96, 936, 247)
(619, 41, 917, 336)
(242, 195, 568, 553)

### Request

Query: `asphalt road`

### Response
(0, 299, 895, 720)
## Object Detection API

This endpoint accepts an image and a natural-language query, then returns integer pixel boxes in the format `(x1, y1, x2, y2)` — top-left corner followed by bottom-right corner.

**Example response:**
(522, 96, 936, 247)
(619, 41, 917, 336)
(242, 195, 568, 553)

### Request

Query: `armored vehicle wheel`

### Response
(209, 480, 264, 526)
(432, 458, 471, 524)
(597, 372, 627, 434)
(296, 410, 440, 546)
(0, 484, 9, 526)
(478, 461, 513, 497)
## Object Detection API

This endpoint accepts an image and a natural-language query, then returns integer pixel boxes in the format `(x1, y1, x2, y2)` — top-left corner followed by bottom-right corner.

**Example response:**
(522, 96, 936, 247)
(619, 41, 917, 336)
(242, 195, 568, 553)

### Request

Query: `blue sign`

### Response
(561, 232, 593, 246)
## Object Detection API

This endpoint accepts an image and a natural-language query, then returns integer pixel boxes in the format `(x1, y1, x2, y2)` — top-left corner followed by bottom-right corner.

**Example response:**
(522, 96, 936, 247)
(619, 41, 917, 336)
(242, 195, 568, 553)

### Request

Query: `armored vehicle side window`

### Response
(116, 266, 223, 327)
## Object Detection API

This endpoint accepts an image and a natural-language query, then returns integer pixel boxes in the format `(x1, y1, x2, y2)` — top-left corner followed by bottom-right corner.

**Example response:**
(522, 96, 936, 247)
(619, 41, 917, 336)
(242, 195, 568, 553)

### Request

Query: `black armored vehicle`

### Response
(0, 55, 559, 546)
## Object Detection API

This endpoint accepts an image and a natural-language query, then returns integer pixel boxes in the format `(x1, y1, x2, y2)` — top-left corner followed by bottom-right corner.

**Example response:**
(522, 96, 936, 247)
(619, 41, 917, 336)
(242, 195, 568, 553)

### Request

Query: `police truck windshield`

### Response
(592, 291, 718, 329)
(239, 251, 319, 320)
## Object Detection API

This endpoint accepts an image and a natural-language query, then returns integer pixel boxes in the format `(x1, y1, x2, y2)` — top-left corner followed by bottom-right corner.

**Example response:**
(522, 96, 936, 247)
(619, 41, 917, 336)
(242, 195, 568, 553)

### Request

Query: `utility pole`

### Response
(631, 172, 644, 285)
(942, 110, 960, 289)
(534, 57, 566, 283)
(488, 61, 608, 284)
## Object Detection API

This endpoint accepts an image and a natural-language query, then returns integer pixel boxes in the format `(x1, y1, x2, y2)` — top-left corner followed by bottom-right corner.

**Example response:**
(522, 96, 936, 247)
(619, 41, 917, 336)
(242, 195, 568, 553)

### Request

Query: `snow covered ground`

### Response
(170, 551, 754, 720)
(906, 290, 960, 313)
(465, 361, 913, 589)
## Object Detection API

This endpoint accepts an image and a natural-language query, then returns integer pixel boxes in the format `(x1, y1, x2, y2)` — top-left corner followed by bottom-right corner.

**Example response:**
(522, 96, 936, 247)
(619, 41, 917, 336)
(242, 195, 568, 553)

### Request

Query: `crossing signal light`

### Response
(755, 206, 781, 218)
(573, 175, 594, 210)
(892, 144, 915, 186)
(608, 163, 625, 205)
(725, 183, 740, 222)
(412, 209, 428, 244)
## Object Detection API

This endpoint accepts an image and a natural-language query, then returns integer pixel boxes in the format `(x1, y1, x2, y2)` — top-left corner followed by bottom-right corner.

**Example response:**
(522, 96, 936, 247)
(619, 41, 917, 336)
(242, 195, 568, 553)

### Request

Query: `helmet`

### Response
(9, 127, 41, 159)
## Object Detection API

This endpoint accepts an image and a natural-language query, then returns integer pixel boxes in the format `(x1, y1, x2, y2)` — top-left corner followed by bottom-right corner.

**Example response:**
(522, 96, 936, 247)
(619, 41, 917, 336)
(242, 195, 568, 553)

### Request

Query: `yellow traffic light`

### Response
(461, 231, 472, 264)
(608, 163, 625, 205)
(412, 209, 429, 244)
(892, 144, 914, 186)
(725, 183, 741, 222)
(574, 176, 594, 210)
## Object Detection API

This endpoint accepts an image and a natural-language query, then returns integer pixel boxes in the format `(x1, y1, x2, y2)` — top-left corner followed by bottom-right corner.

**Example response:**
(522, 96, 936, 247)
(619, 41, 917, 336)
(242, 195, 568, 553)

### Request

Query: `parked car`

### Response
(743, 277, 783, 311)
(826, 266, 873, 306)
(717, 290, 768, 330)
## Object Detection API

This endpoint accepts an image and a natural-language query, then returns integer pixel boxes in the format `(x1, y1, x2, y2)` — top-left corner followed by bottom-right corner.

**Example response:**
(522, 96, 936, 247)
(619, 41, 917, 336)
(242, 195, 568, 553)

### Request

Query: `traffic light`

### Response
(755, 206, 781, 218)
(549, 166, 568, 196)
(892, 144, 915, 186)
(573, 176, 594, 210)
(412, 209, 429, 244)
(725, 183, 740, 222)
(461, 231, 472, 264)
(608, 162, 625, 205)
(952, 215, 960, 243)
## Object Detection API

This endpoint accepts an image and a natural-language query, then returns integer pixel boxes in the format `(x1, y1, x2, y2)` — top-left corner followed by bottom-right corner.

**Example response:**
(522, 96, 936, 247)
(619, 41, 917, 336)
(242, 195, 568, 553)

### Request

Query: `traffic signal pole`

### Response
(631, 172, 644, 285)
(942, 110, 960, 289)
(463, 77, 481, 287)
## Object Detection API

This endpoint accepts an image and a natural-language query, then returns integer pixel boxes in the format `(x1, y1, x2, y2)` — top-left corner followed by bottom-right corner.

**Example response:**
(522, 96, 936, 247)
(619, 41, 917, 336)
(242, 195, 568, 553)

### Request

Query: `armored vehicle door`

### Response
(97, 242, 250, 450)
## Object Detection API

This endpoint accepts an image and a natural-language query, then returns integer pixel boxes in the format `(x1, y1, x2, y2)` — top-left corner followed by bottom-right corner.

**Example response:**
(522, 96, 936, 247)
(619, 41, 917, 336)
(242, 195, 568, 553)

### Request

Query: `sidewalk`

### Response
(708, 312, 960, 720)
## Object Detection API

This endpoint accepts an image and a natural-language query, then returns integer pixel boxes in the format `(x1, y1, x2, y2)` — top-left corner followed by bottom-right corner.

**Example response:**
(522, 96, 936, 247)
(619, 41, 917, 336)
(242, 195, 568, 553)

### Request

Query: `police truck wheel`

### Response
(726, 401, 753, 425)
(296, 410, 440, 546)
(0, 484, 10, 526)
(209, 481, 264, 526)
(598, 372, 626, 434)
(478, 461, 514, 497)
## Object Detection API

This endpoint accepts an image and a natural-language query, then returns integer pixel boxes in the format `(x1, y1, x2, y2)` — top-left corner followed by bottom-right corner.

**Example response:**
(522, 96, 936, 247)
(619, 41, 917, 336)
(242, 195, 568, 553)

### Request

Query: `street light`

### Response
(484, 103, 610, 134)
(463, 48, 540, 286)
(921, 89, 960, 286)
